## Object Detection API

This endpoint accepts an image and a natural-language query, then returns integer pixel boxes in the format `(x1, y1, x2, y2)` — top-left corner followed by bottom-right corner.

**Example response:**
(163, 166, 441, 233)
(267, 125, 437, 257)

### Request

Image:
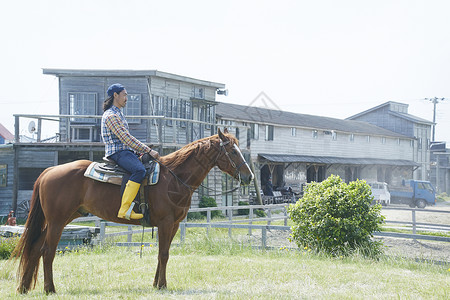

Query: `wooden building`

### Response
(1, 69, 232, 217)
(347, 101, 433, 181)
(216, 102, 420, 196)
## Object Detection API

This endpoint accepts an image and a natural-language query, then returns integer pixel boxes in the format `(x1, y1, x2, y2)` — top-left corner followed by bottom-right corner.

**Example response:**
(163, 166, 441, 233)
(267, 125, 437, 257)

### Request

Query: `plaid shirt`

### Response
(101, 105, 150, 157)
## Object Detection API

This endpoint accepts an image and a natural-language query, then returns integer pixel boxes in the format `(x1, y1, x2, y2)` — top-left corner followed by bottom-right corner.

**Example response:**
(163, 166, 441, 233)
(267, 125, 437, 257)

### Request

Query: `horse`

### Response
(12, 128, 254, 294)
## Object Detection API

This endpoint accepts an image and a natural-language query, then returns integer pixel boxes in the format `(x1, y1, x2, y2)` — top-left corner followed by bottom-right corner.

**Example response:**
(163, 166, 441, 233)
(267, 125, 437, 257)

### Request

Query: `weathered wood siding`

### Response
(18, 150, 56, 168)
(58, 75, 217, 145)
(248, 126, 414, 160)
(0, 147, 14, 215)
(350, 105, 415, 137)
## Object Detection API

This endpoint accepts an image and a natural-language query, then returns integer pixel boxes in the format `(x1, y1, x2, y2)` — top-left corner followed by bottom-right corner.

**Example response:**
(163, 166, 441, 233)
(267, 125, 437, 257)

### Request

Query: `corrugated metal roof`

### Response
(216, 102, 408, 138)
(258, 153, 419, 166)
(43, 69, 225, 88)
(388, 111, 434, 125)
(347, 101, 433, 125)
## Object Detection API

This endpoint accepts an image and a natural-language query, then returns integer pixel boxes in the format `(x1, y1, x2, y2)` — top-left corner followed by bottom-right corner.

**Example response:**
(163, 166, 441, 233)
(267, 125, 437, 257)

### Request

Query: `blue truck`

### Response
(389, 180, 436, 208)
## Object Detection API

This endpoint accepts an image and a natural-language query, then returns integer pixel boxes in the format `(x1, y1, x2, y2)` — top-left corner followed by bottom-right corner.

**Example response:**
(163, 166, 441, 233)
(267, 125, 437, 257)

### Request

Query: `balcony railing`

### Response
(13, 114, 245, 146)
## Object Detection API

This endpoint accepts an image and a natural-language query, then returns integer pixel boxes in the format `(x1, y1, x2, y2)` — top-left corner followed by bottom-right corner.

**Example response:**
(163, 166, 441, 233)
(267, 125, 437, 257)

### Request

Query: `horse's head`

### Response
(215, 128, 254, 185)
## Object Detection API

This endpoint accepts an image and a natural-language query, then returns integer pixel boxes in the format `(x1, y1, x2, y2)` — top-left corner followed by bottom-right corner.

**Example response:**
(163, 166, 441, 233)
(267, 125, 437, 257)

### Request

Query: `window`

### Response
(418, 138, 422, 149)
(165, 98, 173, 126)
(397, 138, 401, 145)
(123, 94, 141, 124)
(200, 105, 214, 129)
(312, 130, 318, 139)
(349, 134, 354, 142)
(192, 87, 204, 99)
(291, 127, 296, 137)
(69, 93, 97, 123)
(250, 123, 259, 140)
(0, 164, 6, 187)
(265, 125, 274, 141)
(381, 137, 386, 144)
(366, 135, 371, 143)
(332, 131, 337, 141)
(152, 95, 162, 115)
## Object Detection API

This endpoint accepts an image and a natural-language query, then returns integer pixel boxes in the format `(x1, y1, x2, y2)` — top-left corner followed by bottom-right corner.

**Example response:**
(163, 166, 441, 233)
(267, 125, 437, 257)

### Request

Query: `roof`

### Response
(0, 123, 14, 140)
(347, 101, 433, 125)
(42, 68, 225, 89)
(258, 153, 419, 167)
(216, 102, 408, 138)
(388, 111, 433, 125)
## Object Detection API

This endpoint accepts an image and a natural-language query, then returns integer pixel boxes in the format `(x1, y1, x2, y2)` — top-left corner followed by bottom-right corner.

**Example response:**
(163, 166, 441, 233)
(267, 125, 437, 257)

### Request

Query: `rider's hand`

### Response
(149, 149, 160, 160)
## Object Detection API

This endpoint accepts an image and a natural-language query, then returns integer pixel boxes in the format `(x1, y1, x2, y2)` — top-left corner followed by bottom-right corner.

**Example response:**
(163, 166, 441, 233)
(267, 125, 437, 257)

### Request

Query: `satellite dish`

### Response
(28, 121, 36, 134)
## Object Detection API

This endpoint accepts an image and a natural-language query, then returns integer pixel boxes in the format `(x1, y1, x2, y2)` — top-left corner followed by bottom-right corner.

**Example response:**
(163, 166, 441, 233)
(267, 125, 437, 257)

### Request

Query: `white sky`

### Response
(2, 0, 450, 143)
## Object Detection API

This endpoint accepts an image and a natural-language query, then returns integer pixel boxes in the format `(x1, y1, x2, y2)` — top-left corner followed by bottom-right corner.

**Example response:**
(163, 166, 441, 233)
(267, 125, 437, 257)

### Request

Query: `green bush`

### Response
(288, 175, 385, 257)
(187, 211, 204, 220)
(0, 236, 19, 259)
(237, 201, 249, 215)
(254, 209, 266, 218)
(436, 192, 449, 202)
(199, 196, 223, 219)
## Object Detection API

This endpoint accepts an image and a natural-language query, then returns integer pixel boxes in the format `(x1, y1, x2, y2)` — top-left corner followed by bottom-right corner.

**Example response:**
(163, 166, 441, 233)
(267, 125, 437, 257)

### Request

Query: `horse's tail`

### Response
(11, 170, 47, 292)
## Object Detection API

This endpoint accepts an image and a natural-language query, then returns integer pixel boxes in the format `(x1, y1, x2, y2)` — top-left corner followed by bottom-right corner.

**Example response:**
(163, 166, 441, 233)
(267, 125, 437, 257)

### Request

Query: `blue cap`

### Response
(107, 83, 125, 97)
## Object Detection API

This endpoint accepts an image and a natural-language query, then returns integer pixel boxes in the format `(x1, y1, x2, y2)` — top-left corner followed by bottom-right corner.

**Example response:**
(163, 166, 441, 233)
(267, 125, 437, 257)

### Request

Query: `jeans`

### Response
(108, 150, 146, 183)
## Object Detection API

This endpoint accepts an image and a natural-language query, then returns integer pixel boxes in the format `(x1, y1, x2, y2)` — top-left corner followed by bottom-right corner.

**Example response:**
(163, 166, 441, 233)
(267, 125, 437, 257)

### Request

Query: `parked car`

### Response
(368, 182, 390, 206)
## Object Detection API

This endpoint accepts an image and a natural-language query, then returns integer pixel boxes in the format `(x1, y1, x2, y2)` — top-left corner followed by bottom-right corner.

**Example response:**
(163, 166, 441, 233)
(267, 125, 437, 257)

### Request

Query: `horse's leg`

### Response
(17, 228, 47, 294)
(41, 222, 65, 294)
(153, 222, 179, 289)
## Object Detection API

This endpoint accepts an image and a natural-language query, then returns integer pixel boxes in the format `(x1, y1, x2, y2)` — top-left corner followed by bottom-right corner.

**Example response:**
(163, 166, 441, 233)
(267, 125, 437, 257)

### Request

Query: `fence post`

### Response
(267, 208, 272, 226)
(261, 226, 267, 249)
(412, 209, 416, 237)
(284, 206, 288, 226)
(207, 210, 211, 236)
(249, 207, 253, 235)
(180, 222, 185, 244)
(100, 222, 106, 243)
(228, 208, 232, 238)
(127, 226, 132, 243)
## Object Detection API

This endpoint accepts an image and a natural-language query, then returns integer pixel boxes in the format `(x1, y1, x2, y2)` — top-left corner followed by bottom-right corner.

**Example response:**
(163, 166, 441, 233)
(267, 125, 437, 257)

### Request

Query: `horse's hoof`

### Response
(157, 284, 167, 290)
(45, 287, 56, 294)
(17, 286, 28, 294)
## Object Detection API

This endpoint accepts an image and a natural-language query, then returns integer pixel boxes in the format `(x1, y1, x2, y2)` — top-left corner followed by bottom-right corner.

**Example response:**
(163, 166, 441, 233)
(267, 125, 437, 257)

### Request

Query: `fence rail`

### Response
(72, 204, 450, 248)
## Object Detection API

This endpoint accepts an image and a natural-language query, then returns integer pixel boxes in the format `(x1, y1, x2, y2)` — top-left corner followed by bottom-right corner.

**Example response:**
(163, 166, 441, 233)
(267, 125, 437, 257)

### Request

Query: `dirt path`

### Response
(248, 203, 450, 263)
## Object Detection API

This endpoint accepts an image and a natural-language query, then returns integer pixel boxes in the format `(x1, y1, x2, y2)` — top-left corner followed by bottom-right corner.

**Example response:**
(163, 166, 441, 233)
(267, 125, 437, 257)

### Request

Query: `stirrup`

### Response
(124, 202, 136, 220)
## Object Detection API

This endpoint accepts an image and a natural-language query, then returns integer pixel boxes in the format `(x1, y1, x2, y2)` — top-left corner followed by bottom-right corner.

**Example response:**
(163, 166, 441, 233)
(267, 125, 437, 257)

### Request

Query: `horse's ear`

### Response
(223, 127, 229, 134)
(218, 128, 227, 141)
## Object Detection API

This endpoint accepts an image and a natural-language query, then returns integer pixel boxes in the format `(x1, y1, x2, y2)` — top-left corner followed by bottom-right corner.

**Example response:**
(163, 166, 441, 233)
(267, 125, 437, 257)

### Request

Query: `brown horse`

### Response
(12, 128, 253, 294)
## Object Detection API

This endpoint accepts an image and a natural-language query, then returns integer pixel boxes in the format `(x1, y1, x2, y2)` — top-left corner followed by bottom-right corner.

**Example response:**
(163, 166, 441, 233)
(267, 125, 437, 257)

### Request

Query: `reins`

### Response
(154, 136, 243, 195)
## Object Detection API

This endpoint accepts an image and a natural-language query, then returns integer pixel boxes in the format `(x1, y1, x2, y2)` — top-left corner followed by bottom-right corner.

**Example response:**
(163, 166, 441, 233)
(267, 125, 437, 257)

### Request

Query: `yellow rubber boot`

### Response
(117, 180, 143, 220)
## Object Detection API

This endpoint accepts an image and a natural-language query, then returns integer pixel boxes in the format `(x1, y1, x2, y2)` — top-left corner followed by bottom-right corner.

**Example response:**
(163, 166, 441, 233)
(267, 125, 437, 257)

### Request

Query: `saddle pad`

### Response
(84, 162, 160, 186)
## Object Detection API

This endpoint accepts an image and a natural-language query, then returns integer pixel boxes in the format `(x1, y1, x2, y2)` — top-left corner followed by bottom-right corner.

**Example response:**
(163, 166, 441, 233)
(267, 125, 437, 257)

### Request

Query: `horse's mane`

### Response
(160, 133, 239, 169)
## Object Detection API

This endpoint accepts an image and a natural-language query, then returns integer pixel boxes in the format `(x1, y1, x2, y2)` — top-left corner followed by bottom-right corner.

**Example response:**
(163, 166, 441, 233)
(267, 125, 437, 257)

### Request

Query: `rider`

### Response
(101, 83, 159, 220)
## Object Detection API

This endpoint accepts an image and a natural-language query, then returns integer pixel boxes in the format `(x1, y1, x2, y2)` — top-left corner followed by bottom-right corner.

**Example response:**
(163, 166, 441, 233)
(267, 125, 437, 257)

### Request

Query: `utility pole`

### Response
(425, 97, 446, 142)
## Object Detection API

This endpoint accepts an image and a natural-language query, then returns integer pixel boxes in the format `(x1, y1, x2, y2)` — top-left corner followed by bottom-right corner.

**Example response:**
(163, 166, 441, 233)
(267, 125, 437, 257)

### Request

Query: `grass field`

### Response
(0, 234, 449, 299)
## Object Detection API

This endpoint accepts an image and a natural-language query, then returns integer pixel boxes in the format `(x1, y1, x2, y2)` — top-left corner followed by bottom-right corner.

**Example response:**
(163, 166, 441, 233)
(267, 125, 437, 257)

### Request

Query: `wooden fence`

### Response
(73, 204, 450, 248)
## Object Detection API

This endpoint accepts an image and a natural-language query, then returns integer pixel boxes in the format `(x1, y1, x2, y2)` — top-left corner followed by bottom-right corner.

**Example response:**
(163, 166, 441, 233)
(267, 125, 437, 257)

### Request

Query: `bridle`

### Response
(214, 138, 249, 181)
(155, 136, 249, 194)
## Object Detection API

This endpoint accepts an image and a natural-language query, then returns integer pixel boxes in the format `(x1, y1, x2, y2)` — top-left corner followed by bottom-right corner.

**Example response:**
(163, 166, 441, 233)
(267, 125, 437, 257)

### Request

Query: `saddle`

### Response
(84, 157, 160, 186)
(84, 156, 160, 227)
